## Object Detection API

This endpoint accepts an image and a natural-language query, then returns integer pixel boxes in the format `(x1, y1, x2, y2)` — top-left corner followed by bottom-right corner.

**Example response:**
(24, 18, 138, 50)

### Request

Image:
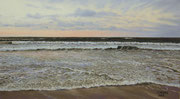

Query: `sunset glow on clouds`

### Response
(0, 0, 180, 37)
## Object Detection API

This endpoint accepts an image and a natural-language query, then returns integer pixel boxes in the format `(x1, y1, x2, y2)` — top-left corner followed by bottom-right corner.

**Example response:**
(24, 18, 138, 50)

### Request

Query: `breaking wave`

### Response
(0, 41, 180, 51)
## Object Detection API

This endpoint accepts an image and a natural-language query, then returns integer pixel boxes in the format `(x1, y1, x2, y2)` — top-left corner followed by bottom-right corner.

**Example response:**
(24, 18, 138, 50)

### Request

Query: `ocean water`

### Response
(0, 41, 180, 51)
(0, 41, 180, 91)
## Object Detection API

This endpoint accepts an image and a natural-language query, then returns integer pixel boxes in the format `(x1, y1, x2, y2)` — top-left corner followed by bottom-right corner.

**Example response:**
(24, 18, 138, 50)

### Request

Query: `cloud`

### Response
(26, 4, 39, 8)
(149, 23, 180, 37)
(27, 13, 44, 19)
(72, 8, 118, 17)
(73, 8, 96, 17)
(0, 23, 10, 27)
(0, 0, 180, 37)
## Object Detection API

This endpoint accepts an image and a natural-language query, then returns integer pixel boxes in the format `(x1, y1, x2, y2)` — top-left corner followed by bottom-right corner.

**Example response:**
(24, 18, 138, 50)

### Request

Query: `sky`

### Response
(0, 0, 180, 37)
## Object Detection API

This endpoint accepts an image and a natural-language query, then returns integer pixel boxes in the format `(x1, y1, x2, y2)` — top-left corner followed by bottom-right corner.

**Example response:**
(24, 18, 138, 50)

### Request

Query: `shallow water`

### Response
(0, 47, 180, 91)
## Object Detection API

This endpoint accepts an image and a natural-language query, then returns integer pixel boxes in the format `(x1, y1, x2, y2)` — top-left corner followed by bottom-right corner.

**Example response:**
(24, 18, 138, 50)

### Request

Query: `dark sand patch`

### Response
(0, 41, 12, 44)
(0, 84, 179, 99)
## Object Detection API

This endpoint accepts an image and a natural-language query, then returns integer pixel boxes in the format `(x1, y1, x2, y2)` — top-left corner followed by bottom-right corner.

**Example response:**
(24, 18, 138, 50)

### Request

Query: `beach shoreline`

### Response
(0, 84, 179, 99)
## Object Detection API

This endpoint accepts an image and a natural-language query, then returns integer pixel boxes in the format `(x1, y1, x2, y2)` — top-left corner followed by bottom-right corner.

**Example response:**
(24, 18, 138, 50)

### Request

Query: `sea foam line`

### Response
(0, 81, 179, 91)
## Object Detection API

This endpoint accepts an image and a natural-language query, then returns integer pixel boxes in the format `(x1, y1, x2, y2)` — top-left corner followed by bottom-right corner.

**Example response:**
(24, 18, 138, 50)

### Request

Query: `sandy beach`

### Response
(0, 84, 179, 99)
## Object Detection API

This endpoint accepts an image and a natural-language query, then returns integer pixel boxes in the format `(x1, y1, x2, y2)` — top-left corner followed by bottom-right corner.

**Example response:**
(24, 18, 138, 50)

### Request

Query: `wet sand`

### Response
(0, 84, 179, 99)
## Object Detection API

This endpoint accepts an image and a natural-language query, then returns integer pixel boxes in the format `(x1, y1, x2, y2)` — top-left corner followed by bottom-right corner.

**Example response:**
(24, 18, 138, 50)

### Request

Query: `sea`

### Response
(0, 41, 180, 91)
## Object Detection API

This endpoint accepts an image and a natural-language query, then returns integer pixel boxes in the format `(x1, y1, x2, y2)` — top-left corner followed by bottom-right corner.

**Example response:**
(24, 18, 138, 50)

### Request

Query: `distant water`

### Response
(0, 41, 180, 91)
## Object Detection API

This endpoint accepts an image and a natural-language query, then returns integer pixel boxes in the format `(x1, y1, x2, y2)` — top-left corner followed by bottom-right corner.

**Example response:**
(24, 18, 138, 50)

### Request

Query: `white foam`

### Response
(0, 45, 180, 91)
(0, 41, 180, 51)
(0, 80, 179, 91)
